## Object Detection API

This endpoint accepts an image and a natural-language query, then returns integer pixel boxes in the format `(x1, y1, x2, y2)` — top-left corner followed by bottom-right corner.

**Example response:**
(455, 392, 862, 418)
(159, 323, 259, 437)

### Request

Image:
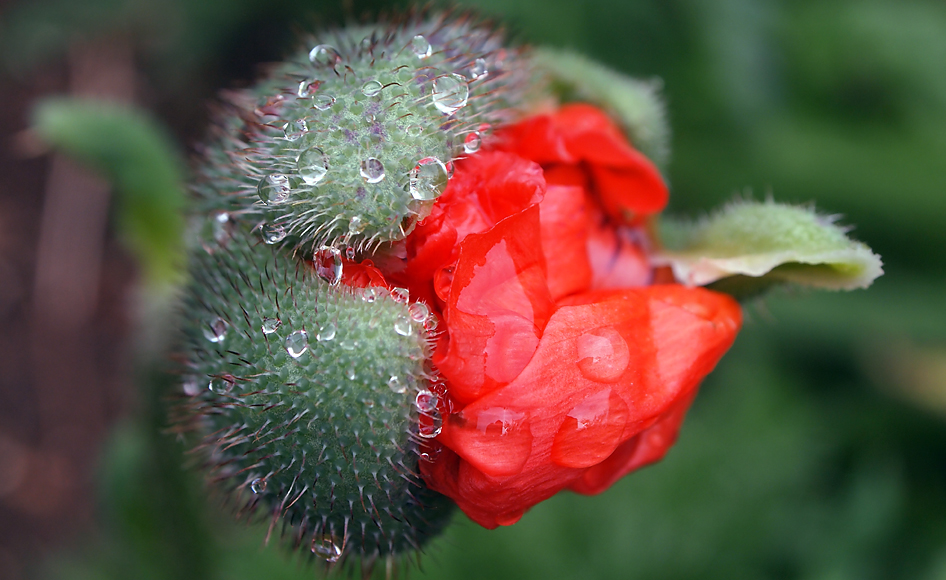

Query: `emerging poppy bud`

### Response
(176, 10, 879, 573)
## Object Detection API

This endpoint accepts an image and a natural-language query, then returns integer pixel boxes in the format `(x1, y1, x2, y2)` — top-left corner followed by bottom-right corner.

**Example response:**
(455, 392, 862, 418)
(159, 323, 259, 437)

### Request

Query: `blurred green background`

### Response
(1, 0, 945, 578)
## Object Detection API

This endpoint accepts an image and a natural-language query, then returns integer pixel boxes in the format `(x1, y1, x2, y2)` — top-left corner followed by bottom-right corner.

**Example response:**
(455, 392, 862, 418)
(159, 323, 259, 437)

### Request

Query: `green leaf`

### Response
(532, 47, 670, 167)
(32, 97, 187, 286)
(655, 200, 883, 298)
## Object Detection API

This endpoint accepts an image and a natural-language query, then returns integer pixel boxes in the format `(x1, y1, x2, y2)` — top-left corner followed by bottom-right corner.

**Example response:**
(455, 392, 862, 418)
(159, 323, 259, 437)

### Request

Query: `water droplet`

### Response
(406, 124, 423, 137)
(409, 157, 449, 201)
(387, 375, 406, 394)
(550, 388, 629, 468)
(313, 94, 335, 110)
(308, 44, 341, 67)
(359, 157, 385, 183)
(463, 131, 482, 154)
(362, 80, 383, 97)
(362, 287, 378, 303)
(203, 317, 228, 343)
(455, 407, 533, 476)
(182, 376, 201, 396)
(340, 339, 356, 351)
(250, 477, 267, 494)
(311, 536, 342, 563)
(415, 390, 439, 413)
(469, 58, 488, 80)
(297, 147, 328, 185)
(208, 377, 234, 394)
(347, 366, 357, 381)
(391, 287, 409, 303)
(423, 314, 439, 332)
(432, 74, 469, 115)
(394, 315, 413, 337)
(408, 302, 429, 322)
(257, 174, 290, 204)
(317, 322, 336, 342)
(298, 79, 321, 98)
(445, 160, 456, 178)
(411, 34, 431, 58)
(261, 317, 281, 335)
(313, 246, 343, 285)
(576, 327, 630, 383)
(283, 119, 308, 141)
(345, 246, 356, 260)
(261, 223, 287, 244)
(285, 330, 309, 358)
(419, 443, 442, 462)
(203, 211, 232, 250)
(418, 409, 443, 438)
(348, 215, 365, 234)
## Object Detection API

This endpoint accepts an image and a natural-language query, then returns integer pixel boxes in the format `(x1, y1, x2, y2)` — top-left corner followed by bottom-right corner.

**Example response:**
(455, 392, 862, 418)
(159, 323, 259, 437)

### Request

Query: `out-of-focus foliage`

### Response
(5, 0, 945, 578)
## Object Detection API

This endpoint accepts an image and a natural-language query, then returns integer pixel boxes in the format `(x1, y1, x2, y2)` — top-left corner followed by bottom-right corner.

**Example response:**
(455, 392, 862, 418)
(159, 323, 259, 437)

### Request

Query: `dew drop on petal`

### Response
(394, 315, 413, 336)
(297, 147, 328, 185)
(313, 246, 343, 285)
(469, 58, 489, 80)
(411, 34, 431, 58)
(257, 174, 291, 204)
(432, 74, 469, 115)
(550, 388, 629, 468)
(261, 317, 281, 334)
(203, 317, 228, 343)
(360, 157, 385, 183)
(454, 407, 533, 476)
(261, 223, 287, 244)
(317, 322, 336, 342)
(576, 327, 630, 383)
(408, 302, 429, 323)
(388, 375, 406, 394)
(285, 330, 309, 358)
(250, 477, 267, 494)
(409, 157, 448, 201)
(313, 94, 335, 110)
(463, 131, 481, 154)
(308, 44, 341, 67)
(311, 536, 342, 563)
(362, 80, 383, 96)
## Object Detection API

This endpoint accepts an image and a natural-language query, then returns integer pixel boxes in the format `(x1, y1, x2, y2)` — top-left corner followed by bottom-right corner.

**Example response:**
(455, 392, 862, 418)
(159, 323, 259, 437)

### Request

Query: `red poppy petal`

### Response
(494, 113, 574, 164)
(339, 260, 391, 289)
(587, 220, 652, 289)
(539, 184, 592, 300)
(589, 161, 668, 221)
(434, 206, 554, 404)
(433, 285, 740, 525)
(569, 387, 697, 495)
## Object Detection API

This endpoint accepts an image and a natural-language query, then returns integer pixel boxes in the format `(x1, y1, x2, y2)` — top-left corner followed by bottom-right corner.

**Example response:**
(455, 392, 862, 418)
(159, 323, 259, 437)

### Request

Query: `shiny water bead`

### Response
(348, 215, 366, 234)
(463, 131, 482, 154)
(406, 124, 423, 137)
(408, 302, 429, 323)
(411, 34, 432, 58)
(419, 443, 442, 463)
(283, 119, 308, 141)
(297, 147, 328, 185)
(409, 157, 449, 201)
(388, 375, 406, 394)
(308, 44, 341, 67)
(203, 317, 228, 343)
(345, 246, 356, 260)
(391, 287, 410, 303)
(360, 157, 385, 183)
(212, 211, 232, 243)
(250, 477, 267, 494)
(285, 330, 309, 358)
(393, 315, 413, 337)
(361, 287, 378, 303)
(362, 80, 383, 97)
(208, 377, 234, 394)
(313, 246, 343, 285)
(313, 94, 335, 110)
(257, 174, 291, 204)
(261, 317, 281, 334)
(311, 536, 342, 563)
(415, 390, 439, 413)
(261, 223, 287, 244)
(432, 74, 470, 115)
(316, 322, 336, 342)
(418, 409, 443, 438)
(297, 79, 321, 98)
(470, 58, 489, 80)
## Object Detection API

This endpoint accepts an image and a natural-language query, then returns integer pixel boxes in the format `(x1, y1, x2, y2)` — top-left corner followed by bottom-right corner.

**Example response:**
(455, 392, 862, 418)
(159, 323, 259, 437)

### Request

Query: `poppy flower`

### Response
(346, 103, 741, 529)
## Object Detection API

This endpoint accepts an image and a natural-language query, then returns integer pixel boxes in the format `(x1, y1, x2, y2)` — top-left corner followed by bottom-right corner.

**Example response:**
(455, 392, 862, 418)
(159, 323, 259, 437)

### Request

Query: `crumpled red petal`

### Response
(427, 285, 740, 528)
